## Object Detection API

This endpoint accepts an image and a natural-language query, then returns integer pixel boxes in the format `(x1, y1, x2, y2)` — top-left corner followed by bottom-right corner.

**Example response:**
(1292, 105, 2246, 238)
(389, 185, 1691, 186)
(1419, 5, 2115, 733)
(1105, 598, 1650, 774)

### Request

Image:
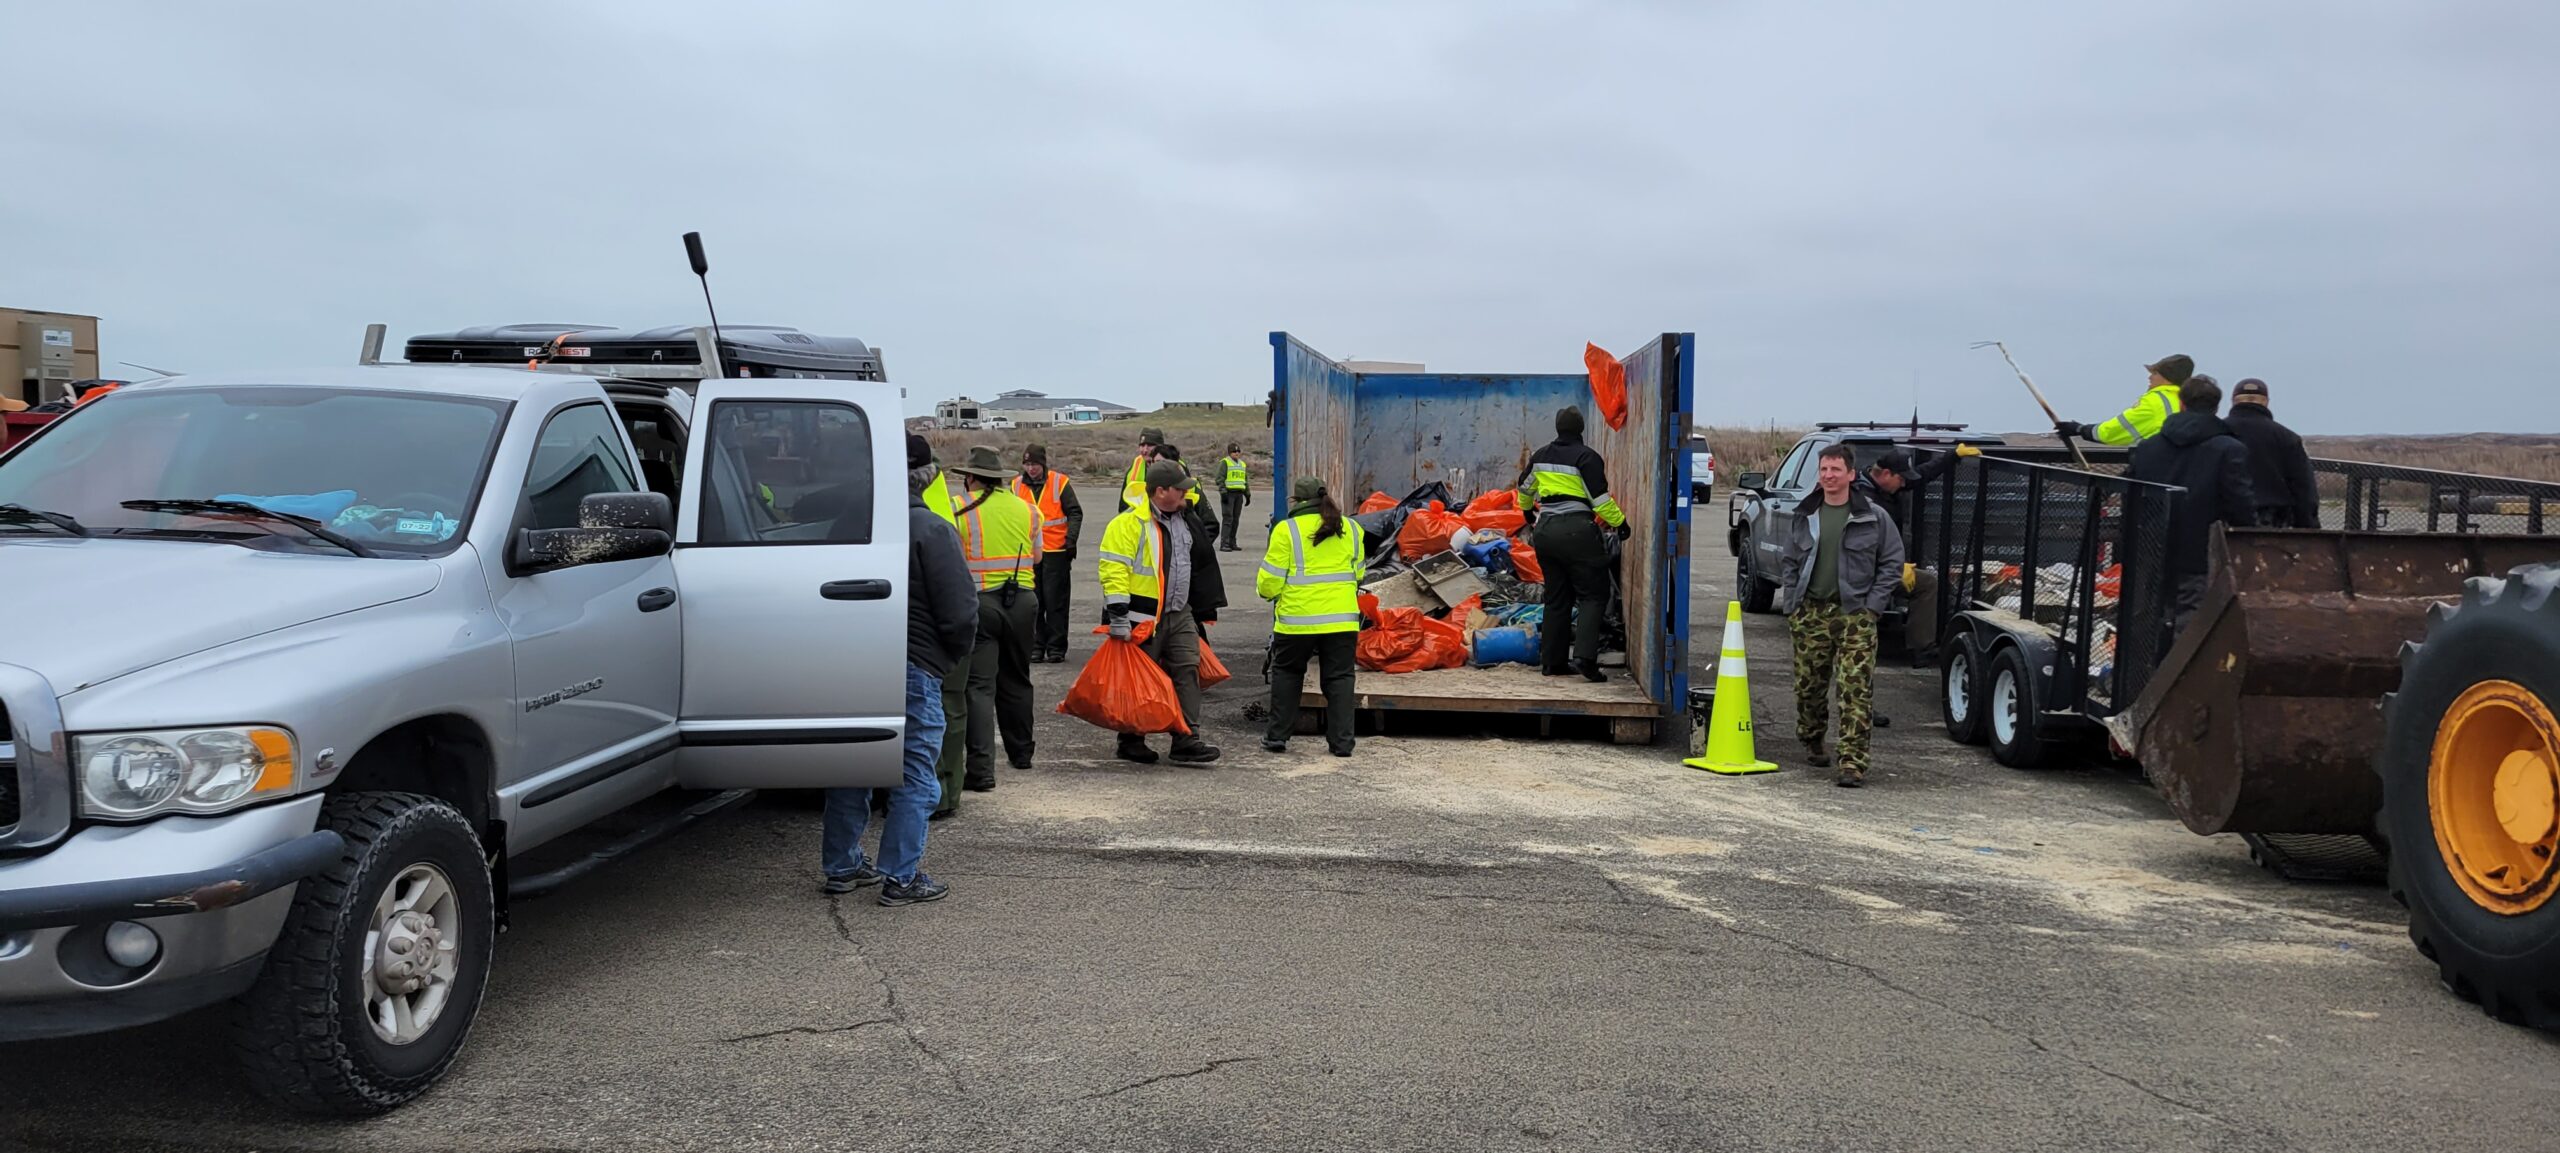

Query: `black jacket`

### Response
(908, 495, 980, 679)
(2224, 404, 2319, 528)
(2130, 412, 2256, 578)
(1170, 500, 1226, 624)
(1515, 434, 1614, 516)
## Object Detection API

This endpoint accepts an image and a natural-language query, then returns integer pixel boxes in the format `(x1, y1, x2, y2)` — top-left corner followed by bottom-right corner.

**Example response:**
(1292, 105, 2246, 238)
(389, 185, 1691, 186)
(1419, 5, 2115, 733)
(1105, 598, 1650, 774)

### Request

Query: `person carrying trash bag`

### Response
(1259, 477, 1365, 758)
(1097, 460, 1224, 765)
(1514, 405, 1623, 683)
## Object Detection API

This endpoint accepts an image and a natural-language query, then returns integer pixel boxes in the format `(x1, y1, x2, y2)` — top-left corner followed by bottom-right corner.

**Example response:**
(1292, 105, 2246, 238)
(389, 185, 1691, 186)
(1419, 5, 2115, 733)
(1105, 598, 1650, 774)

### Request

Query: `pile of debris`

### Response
(1346, 482, 1623, 673)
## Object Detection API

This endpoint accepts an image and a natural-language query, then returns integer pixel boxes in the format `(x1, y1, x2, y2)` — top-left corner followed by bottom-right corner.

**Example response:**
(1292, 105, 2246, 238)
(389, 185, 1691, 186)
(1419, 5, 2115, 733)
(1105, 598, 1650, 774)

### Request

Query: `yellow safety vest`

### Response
(1256, 510, 1365, 635)
(924, 471, 1040, 590)
(1220, 456, 1249, 492)
(1097, 505, 1167, 622)
(2093, 384, 2186, 447)
(1516, 462, 1626, 528)
(1012, 471, 1072, 552)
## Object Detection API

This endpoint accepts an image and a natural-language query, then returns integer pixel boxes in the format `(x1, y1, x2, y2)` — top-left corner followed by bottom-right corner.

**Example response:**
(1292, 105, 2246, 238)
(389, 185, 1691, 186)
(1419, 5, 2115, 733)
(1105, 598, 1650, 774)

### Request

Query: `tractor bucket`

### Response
(2123, 529, 2555, 836)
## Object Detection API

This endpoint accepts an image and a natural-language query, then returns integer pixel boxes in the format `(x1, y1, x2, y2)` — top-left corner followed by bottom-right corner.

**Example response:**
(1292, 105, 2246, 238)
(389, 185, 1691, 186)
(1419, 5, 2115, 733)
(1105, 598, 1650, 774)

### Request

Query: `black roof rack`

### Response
(1816, 421, 1970, 432)
(400, 323, 886, 382)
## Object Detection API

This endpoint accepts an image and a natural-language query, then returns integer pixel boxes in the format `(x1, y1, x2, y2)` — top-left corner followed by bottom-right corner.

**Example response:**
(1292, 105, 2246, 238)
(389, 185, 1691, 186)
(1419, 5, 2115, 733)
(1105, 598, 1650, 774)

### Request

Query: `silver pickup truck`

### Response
(0, 361, 909, 1112)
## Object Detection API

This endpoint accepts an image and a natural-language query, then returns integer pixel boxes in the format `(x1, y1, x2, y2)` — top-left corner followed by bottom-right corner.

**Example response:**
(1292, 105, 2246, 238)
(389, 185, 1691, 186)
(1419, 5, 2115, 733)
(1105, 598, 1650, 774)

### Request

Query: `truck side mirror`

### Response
(578, 491, 675, 534)
(1737, 471, 1768, 492)
(511, 493, 675, 575)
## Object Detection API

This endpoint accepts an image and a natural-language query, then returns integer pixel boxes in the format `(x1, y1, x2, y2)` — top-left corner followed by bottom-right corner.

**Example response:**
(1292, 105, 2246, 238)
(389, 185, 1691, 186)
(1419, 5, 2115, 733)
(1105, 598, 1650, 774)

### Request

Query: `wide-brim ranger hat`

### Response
(953, 445, 1013, 480)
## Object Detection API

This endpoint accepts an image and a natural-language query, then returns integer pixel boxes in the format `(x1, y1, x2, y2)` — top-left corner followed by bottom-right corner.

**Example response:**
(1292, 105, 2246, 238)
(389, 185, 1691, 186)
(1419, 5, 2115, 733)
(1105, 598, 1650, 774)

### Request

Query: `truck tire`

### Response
(1737, 548, 1775, 614)
(231, 792, 495, 1114)
(2377, 563, 2560, 1029)
(1941, 638, 1987, 746)
(1984, 646, 2054, 768)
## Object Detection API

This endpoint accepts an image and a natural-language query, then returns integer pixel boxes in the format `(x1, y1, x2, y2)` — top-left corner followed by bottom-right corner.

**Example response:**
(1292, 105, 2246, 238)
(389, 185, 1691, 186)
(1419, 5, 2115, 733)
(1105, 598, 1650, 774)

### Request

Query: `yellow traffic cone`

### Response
(1686, 601, 1779, 775)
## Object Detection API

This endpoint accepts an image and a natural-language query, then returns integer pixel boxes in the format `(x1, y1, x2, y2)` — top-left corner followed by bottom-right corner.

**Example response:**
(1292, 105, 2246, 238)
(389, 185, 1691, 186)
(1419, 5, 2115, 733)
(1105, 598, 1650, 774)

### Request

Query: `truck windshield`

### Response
(0, 386, 508, 556)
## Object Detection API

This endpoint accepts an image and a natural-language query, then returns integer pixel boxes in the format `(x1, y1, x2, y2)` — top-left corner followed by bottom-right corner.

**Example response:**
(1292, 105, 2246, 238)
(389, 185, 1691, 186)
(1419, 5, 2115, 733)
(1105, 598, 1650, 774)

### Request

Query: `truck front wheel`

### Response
(230, 792, 495, 1115)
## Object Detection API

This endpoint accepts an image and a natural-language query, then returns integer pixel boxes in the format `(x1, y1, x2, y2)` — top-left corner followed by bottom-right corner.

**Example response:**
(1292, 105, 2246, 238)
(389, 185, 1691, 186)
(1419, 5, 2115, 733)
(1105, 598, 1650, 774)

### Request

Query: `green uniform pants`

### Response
(967, 584, 1038, 780)
(934, 668, 969, 816)
(1121, 608, 1210, 754)
(1531, 512, 1612, 671)
(1790, 600, 1879, 772)
(1266, 631, 1357, 752)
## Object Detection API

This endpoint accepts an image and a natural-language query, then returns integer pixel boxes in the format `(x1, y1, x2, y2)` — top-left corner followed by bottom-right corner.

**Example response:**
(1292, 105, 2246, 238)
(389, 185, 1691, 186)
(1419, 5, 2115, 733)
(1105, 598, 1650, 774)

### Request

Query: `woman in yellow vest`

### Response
(1258, 477, 1366, 758)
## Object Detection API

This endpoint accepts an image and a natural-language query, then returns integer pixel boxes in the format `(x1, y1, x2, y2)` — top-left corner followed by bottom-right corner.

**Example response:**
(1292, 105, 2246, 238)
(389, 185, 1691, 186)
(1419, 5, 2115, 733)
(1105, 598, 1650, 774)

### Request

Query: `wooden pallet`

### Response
(1300, 664, 1662, 744)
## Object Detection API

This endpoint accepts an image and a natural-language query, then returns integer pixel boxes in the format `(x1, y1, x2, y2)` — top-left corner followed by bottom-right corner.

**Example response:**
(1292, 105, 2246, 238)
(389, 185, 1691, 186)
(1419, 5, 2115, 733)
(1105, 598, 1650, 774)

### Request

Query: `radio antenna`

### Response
(682, 231, 728, 378)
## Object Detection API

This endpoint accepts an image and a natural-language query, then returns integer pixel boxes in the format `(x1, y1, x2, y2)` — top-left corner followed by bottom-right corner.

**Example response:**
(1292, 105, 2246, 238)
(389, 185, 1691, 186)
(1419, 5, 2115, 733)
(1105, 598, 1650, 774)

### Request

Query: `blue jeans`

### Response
(822, 664, 946, 884)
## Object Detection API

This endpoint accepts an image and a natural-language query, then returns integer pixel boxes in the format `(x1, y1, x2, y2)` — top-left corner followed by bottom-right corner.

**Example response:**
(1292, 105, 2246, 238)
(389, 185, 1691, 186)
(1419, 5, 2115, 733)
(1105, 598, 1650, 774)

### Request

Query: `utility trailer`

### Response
(1923, 449, 2560, 1028)
(1270, 332, 1695, 744)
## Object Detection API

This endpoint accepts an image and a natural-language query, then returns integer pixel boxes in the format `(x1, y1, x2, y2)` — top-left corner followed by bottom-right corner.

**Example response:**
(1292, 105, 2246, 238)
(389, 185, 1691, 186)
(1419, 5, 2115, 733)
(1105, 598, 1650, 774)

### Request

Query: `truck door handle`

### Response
(821, 579, 892, 601)
(637, 587, 677, 612)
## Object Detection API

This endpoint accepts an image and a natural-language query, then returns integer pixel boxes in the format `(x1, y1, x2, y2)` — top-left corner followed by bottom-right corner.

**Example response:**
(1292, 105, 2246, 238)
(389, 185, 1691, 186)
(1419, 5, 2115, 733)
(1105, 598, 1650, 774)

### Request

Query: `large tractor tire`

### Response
(2378, 562, 2560, 1029)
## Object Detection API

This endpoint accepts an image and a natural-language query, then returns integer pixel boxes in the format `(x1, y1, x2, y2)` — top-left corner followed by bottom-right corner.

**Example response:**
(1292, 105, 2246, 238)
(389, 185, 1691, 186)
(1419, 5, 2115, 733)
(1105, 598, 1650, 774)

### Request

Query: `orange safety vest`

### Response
(1012, 471, 1072, 552)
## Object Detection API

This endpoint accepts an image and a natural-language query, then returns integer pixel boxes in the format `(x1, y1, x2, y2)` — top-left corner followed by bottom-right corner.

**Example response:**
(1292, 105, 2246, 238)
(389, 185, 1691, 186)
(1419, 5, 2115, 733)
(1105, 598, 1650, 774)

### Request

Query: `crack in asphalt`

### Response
(1075, 1056, 1266, 1101)
(960, 868, 1684, 912)
(825, 894, 968, 1096)
(716, 1018, 899, 1044)
(1607, 867, 2285, 1149)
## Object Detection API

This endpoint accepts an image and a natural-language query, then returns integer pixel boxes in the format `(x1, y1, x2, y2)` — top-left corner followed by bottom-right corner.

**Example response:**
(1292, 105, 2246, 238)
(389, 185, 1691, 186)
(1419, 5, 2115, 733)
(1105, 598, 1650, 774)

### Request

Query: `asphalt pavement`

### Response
(6, 491, 2554, 1152)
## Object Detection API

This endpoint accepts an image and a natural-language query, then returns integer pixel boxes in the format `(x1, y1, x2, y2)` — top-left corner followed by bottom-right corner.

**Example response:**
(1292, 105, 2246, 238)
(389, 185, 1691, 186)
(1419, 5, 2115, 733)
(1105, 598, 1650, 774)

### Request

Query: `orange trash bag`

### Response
(1584, 342, 1628, 431)
(1460, 489, 1525, 536)
(1197, 638, 1233, 688)
(1357, 491, 1397, 515)
(1356, 607, 1468, 674)
(1398, 501, 1467, 560)
(1057, 637, 1191, 736)
(1510, 534, 1544, 583)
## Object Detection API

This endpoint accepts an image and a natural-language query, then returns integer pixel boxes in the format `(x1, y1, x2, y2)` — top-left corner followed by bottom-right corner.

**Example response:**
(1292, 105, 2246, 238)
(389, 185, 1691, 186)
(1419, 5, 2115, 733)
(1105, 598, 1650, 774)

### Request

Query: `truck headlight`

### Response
(77, 727, 298, 818)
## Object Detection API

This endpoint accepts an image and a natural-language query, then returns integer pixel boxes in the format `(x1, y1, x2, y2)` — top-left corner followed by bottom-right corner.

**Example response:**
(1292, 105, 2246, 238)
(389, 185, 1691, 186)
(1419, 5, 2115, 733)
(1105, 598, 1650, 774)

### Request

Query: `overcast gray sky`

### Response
(6, 1, 2554, 434)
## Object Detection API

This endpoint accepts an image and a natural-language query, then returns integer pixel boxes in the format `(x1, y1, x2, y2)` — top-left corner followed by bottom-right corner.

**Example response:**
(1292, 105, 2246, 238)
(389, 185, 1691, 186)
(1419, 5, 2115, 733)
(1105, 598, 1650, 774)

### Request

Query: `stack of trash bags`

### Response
(1344, 482, 1561, 673)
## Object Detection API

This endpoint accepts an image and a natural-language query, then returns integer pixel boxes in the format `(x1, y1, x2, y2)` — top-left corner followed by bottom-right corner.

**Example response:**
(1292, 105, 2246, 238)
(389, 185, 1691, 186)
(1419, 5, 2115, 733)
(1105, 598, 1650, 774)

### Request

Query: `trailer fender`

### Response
(1952, 610, 2082, 729)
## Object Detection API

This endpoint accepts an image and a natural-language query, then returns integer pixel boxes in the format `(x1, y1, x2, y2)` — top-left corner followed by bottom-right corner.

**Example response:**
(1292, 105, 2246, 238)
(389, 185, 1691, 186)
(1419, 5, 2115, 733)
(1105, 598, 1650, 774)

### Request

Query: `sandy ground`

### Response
(6, 490, 2554, 1152)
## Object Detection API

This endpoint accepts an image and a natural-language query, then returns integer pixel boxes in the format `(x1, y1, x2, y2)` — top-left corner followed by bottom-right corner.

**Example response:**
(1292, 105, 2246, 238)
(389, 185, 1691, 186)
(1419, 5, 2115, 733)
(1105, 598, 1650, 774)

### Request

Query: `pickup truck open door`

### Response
(670, 380, 908, 789)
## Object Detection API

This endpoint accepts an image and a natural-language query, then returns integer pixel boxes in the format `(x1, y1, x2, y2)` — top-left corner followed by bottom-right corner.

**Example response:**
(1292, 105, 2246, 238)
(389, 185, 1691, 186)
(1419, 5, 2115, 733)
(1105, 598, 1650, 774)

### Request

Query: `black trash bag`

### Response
(1398, 480, 1457, 512)
(1351, 506, 1409, 566)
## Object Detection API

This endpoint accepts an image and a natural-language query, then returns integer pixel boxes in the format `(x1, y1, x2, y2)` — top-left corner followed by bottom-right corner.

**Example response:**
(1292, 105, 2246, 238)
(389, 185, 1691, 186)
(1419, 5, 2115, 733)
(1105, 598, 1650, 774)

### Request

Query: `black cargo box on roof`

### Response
(402, 323, 886, 381)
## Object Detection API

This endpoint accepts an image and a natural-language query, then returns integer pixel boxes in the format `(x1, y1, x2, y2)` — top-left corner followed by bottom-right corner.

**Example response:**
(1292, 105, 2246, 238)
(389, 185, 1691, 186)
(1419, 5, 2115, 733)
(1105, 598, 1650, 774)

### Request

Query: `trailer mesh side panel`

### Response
(2313, 458, 2560, 537)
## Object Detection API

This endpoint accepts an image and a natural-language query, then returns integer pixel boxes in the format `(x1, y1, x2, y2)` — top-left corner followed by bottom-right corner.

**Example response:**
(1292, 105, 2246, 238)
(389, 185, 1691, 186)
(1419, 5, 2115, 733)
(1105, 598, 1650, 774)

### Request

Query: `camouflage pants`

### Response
(1790, 599, 1879, 771)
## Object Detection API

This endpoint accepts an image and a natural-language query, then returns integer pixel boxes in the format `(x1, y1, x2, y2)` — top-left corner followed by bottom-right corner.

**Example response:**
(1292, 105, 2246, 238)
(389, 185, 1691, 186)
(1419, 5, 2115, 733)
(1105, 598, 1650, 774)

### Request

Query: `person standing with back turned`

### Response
(2129, 375, 2255, 630)
(1216, 442, 1251, 552)
(2055, 353, 2192, 447)
(2224, 378, 2320, 529)
(819, 480, 976, 906)
(1779, 443, 1903, 788)
(1259, 477, 1365, 758)
(1515, 405, 1624, 682)
(1014, 445, 1083, 663)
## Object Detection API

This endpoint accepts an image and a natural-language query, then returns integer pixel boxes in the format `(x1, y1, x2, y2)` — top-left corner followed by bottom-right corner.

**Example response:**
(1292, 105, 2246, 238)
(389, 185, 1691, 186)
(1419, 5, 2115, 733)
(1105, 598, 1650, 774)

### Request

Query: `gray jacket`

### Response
(1778, 489, 1905, 615)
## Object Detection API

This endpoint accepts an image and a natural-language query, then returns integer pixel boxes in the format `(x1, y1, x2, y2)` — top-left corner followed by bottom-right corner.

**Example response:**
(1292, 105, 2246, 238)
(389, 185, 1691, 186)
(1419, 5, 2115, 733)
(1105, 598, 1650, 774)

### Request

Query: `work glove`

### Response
(2051, 420, 2087, 441)
(1107, 610, 1133, 642)
(1614, 522, 1631, 540)
(1954, 443, 1982, 458)
(1901, 563, 1918, 592)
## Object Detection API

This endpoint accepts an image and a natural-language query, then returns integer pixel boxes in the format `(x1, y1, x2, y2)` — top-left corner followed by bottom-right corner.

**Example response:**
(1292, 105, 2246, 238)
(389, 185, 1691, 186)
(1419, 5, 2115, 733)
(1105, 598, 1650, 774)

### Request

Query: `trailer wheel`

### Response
(2378, 563, 2560, 1029)
(1737, 549, 1775, 614)
(1984, 646, 2054, 768)
(1941, 638, 1987, 746)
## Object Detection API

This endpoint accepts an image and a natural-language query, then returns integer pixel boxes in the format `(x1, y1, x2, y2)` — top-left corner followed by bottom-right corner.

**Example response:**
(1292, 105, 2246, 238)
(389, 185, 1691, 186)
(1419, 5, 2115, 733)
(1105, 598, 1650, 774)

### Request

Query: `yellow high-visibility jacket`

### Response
(2092, 383, 2186, 447)
(1257, 508, 1365, 635)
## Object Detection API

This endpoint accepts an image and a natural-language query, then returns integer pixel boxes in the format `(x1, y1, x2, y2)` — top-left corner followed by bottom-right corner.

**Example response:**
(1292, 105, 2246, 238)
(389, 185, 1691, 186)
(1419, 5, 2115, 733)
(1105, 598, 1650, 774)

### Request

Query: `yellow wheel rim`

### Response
(2430, 680, 2560, 914)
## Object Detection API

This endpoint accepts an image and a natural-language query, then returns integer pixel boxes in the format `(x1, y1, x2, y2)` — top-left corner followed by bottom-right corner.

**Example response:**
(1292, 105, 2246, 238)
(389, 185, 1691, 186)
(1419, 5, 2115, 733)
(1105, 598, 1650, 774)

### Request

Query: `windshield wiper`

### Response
(0, 503, 89, 536)
(119, 498, 378, 558)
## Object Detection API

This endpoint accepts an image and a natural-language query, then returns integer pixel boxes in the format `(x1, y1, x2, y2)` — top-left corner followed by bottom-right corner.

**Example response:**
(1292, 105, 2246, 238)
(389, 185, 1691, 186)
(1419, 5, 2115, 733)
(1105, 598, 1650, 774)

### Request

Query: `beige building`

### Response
(2, 308, 101, 405)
